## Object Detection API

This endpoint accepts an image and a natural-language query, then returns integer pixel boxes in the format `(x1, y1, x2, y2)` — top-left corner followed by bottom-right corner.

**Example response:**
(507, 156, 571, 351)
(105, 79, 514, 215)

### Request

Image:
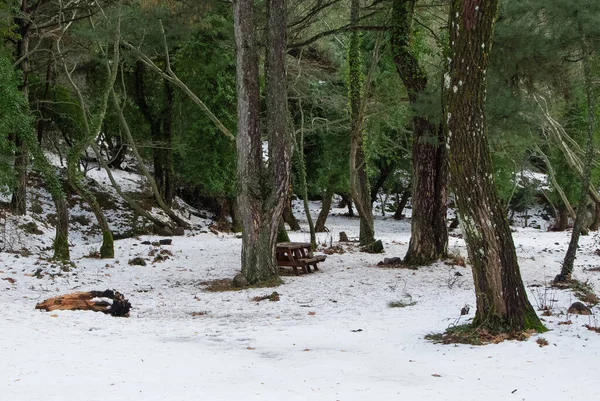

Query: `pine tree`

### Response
(445, 0, 544, 332)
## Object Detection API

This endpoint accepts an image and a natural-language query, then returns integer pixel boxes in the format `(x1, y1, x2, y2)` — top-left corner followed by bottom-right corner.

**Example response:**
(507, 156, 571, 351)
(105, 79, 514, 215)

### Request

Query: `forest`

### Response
(1, 0, 600, 400)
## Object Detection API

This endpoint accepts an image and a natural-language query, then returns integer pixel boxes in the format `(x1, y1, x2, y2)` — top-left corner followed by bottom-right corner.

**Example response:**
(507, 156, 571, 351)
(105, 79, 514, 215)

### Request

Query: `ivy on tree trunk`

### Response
(348, 0, 376, 248)
(391, 0, 448, 266)
(11, 3, 30, 216)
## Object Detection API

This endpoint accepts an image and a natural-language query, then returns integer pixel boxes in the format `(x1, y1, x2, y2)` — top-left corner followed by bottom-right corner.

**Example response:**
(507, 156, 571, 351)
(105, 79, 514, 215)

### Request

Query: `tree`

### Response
(390, 0, 447, 265)
(348, 0, 377, 249)
(445, 0, 544, 332)
(233, 0, 293, 284)
(132, 61, 175, 206)
(10, 0, 37, 215)
(56, 1, 122, 258)
(559, 7, 597, 281)
(0, 43, 69, 260)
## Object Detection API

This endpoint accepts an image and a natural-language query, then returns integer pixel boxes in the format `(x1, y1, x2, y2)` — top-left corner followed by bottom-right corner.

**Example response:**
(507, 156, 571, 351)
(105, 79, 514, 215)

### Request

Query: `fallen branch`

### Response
(35, 290, 131, 317)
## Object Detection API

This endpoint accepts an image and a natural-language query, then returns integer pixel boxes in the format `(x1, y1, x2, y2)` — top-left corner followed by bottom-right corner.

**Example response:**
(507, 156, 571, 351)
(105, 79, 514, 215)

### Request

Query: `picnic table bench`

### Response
(276, 242, 326, 275)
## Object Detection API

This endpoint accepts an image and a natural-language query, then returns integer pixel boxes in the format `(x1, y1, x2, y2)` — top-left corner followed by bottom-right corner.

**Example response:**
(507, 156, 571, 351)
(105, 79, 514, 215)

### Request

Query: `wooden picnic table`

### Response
(276, 242, 327, 275)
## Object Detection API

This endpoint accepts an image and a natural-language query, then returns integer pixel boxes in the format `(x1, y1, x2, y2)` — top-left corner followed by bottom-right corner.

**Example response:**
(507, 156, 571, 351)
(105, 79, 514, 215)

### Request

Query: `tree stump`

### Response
(35, 290, 131, 317)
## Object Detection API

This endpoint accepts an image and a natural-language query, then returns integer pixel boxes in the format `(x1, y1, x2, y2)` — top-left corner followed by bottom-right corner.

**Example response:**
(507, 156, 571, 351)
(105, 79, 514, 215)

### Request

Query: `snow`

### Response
(2, 196, 600, 400)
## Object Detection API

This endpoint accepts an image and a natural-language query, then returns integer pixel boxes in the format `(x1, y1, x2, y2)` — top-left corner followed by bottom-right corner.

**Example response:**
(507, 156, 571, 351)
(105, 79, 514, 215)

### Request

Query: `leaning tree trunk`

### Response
(67, 152, 114, 258)
(59, 8, 124, 258)
(391, 0, 447, 265)
(108, 87, 187, 228)
(445, 0, 544, 332)
(348, 0, 376, 247)
(393, 188, 411, 220)
(315, 188, 333, 232)
(559, 23, 596, 282)
(234, 0, 292, 284)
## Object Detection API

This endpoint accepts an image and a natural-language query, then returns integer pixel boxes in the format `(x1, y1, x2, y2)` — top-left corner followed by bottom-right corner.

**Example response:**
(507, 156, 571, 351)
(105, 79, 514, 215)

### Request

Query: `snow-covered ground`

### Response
(2, 192, 600, 400)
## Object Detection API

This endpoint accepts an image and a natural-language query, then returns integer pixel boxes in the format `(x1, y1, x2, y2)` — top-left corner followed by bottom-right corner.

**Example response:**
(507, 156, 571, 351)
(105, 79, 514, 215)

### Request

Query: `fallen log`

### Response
(35, 289, 131, 317)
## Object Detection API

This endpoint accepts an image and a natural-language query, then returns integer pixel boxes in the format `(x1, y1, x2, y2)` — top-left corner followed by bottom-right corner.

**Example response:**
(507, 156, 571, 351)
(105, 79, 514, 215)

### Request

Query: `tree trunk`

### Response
(294, 98, 316, 248)
(234, 0, 292, 284)
(283, 187, 301, 231)
(393, 188, 411, 220)
(277, 219, 290, 243)
(11, 4, 30, 216)
(228, 196, 242, 232)
(589, 200, 600, 231)
(339, 193, 355, 216)
(36, 290, 131, 317)
(134, 62, 174, 206)
(315, 188, 333, 232)
(370, 162, 393, 204)
(23, 120, 71, 261)
(445, 0, 543, 332)
(109, 87, 186, 228)
(67, 149, 114, 258)
(559, 22, 596, 282)
(11, 137, 28, 215)
(391, 0, 447, 265)
(52, 195, 70, 260)
(160, 79, 175, 205)
(552, 204, 569, 231)
(348, 0, 376, 247)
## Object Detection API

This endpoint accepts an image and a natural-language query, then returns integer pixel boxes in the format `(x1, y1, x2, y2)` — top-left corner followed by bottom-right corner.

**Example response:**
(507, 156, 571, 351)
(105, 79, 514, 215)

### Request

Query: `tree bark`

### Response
(67, 155, 114, 258)
(370, 161, 394, 204)
(551, 204, 569, 231)
(393, 188, 411, 220)
(52, 195, 70, 260)
(11, 2, 30, 216)
(315, 188, 333, 232)
(391, 0, 447, 265)
(445, 0, 543, 332)
(283, 187, 301, 231)
(294, 98, 316, 248)
(228, 196, 242, 232)
(348, 0, 376, 247)
(589, 200, 600, 231)
(339, 193, 355, 216)
(36, 290, 131, 317)
(559, 21, 596, 282)
(234, 0, 292, 284)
